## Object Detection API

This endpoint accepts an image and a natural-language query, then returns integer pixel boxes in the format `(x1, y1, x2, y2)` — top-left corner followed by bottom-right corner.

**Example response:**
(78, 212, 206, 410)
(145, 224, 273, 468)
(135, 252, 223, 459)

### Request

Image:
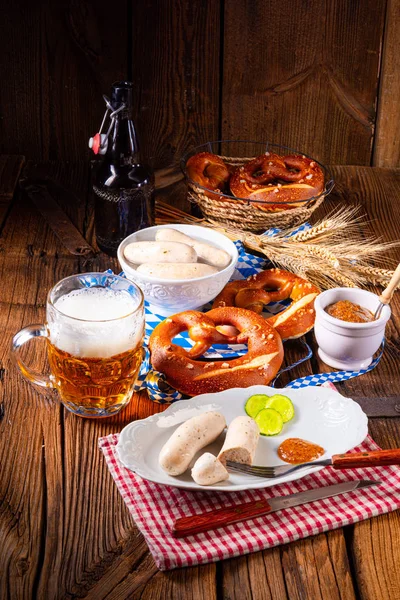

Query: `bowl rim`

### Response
(314, 287, 390, 329)
(117, 224, 239, 284)
(180, 139, 335, 205)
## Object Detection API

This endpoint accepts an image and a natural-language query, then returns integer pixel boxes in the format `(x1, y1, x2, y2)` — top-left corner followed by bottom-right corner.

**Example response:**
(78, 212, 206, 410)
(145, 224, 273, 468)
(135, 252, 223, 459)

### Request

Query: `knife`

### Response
(172, 480, 380, 538)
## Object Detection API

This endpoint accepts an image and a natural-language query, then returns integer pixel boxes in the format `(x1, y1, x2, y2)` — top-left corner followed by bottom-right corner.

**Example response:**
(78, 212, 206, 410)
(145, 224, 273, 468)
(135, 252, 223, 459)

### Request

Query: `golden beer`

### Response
(12, 273, 145, 418)
(47, 339, 143, 415)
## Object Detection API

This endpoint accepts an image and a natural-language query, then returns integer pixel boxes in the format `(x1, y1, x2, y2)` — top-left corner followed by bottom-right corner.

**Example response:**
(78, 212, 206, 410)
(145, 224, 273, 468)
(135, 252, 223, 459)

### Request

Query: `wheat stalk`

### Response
(274, 206, 364, 243)
(289, 221, 330, 242)
(155, 201, 399, 289)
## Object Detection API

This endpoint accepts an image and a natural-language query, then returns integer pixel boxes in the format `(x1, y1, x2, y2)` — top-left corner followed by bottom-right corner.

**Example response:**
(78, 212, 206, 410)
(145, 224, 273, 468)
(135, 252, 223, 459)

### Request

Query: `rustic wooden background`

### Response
(1, 2, 400, 597)
(0, 0, 399, 169)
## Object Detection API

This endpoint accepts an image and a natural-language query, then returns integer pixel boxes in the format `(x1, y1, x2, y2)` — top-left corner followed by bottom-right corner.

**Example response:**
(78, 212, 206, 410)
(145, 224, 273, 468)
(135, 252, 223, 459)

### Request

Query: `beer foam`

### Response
(50, 288, 143, 358)
(55, 288, 136, 321)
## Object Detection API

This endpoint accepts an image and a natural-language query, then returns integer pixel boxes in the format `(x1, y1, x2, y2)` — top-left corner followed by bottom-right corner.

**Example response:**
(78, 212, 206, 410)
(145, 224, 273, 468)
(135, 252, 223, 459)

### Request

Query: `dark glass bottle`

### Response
(92, 81, 155, 256)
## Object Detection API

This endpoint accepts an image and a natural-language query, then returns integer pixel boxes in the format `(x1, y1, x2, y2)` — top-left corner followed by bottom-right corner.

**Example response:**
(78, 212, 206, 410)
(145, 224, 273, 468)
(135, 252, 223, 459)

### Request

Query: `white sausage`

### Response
(155, 228, 231, 269)
(159, 411, 226, 476)
(191, 452, 229, 486)
(136, 262, 218, 280)
(124, 241, 197, 265)
(218, 416, 260, 466)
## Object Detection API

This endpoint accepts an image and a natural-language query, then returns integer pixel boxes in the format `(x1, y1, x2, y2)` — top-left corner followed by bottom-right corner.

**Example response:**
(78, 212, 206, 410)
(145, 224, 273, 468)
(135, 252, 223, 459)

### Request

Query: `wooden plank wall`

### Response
(0, 0, 399, 168)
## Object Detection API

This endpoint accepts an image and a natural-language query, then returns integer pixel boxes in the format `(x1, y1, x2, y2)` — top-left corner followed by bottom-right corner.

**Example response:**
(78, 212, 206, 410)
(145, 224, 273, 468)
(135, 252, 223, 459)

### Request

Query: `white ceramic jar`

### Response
(314, 288, 390, 370)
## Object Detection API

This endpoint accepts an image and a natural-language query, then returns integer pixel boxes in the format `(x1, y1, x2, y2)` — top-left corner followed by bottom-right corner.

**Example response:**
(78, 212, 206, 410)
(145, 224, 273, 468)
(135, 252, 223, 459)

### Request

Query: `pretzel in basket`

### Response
(213, 269, 320, 339)
(149, 307, 284, 396)
(185, 152, 230, 199)
(230, 153, 324, 209)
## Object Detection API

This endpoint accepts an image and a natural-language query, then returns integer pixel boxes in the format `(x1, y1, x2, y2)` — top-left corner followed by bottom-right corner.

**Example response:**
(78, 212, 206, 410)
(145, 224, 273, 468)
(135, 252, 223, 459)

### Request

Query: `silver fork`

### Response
(227, 448, 400, 478)
(226, 459, 333, 479)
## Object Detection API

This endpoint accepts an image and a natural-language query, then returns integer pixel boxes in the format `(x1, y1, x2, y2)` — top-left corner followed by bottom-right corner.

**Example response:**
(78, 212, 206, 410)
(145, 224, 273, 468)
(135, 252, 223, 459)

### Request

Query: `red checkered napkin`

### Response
(99, 385, 400, 571)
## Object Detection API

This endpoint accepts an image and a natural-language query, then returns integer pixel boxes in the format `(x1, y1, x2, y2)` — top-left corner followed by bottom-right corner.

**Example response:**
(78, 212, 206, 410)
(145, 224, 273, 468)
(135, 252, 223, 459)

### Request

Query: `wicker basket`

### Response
(182, 141, 334, 232)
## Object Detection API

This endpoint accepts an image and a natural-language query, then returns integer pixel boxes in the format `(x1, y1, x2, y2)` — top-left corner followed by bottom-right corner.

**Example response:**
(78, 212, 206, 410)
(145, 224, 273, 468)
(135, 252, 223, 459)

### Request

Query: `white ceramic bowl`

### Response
(314, 288, 391, 370)
(117, 224, 238, 316)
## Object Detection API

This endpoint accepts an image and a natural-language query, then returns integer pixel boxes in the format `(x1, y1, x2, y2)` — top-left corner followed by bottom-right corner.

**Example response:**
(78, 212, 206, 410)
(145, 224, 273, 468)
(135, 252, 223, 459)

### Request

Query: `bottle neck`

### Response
(108, 112, 140, 165)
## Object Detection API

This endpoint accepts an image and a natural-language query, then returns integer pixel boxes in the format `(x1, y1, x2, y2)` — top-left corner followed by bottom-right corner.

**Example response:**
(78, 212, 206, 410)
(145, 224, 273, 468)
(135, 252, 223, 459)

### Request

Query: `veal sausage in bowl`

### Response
(137, 262, 218, 279)
(124, 241, 197, 265)
(158, 411, 226, 476)
(155, 228, 231, 269)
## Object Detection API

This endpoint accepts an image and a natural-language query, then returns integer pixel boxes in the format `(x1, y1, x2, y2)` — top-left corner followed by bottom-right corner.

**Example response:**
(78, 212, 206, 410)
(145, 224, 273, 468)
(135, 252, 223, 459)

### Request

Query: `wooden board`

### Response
(310, 167, 400, 403)
(2, 1, 400, 169)
(1, 163, 400, 599)
(221, 0, 386, 165)
(0, 155, 25, 226)
(130, 0, 221, 171)
(373, 0, 400, 167)
(351, 419, 400, 600)
(0, 0, 127, 162)
(2, 1, 400, 170)
(284, 169, 400, 600)
(0, 2, 43, 159)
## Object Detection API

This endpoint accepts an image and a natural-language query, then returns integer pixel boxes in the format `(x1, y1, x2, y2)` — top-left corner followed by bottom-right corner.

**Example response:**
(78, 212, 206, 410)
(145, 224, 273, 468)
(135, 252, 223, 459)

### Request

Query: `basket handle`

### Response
(325, 179, 335, 194)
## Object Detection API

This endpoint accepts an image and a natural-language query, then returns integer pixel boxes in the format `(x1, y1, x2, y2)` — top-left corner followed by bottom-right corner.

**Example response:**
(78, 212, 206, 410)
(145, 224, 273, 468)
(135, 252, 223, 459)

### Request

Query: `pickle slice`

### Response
(245, 394, 270, 418)
(255, 408, 284, 436)
(264, 394, 295, 423)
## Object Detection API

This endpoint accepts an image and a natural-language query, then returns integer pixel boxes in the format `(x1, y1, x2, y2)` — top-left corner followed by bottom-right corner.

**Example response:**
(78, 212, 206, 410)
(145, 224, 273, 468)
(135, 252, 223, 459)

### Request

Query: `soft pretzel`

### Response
(230, 153, 324, 210)
(149, 307, 284, 397)
(186, 152, 230, 199)
(213, 269, 320, 339)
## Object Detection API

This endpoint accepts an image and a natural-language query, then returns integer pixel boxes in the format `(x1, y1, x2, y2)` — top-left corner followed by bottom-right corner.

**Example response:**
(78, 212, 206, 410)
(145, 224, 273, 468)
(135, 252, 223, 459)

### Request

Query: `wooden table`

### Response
(1, 157, 399, 600)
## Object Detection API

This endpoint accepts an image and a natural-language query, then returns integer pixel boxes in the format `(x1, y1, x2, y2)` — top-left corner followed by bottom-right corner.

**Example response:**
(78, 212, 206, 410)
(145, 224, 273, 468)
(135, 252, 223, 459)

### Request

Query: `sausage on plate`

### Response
(218, 416, 260, 466)
(159, 411, 226, 476)
(191, 452, 229, 485)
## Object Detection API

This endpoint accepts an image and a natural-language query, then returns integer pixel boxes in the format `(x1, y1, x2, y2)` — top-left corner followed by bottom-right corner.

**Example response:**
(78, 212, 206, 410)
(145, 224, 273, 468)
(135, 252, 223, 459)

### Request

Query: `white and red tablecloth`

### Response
(99, 384, 400, 571)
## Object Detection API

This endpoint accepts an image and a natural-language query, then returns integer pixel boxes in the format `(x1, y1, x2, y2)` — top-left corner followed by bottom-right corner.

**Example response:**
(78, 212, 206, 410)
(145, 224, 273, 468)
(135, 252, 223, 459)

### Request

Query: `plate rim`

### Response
(116, 385, 368, 492)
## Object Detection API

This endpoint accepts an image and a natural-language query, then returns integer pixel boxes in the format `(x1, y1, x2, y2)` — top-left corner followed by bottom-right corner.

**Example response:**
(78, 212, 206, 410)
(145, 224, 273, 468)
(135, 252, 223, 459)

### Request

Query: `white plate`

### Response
(116, 385, 368, 492)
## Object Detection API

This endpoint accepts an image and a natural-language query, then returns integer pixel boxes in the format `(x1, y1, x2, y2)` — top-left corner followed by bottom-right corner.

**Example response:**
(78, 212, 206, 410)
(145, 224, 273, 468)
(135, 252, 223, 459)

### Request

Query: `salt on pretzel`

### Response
(212, 269, 320, 339)
(149, 307, 284, 397)
(230, 153, 324, 210)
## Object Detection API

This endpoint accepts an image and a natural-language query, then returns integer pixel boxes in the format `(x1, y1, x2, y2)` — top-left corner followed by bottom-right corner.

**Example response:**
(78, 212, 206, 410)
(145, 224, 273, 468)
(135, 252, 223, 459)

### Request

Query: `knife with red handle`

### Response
(172, 480, 379, 538)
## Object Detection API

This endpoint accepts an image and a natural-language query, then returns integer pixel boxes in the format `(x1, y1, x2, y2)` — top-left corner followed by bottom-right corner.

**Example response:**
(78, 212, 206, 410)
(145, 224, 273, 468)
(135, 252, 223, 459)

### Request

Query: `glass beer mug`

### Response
(12, 273, 145, 417)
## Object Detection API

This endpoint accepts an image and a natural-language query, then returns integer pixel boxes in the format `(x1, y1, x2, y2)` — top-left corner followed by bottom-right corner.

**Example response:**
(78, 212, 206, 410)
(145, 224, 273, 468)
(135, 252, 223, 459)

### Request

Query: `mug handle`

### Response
(12, 324, 55, 388)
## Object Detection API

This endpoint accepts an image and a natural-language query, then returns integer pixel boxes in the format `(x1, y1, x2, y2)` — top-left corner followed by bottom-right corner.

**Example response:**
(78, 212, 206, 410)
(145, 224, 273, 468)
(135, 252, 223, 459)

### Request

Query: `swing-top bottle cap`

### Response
(111, 81, 133, 109)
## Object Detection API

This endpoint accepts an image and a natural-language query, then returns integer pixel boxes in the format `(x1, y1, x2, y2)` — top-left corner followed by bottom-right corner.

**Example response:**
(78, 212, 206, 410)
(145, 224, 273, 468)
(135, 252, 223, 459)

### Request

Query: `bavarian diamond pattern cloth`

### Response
(126, 238, 303, 403)
(285, 341, 385, 389)
(143, 240, 288, 360)
(108, 225, 383, 403)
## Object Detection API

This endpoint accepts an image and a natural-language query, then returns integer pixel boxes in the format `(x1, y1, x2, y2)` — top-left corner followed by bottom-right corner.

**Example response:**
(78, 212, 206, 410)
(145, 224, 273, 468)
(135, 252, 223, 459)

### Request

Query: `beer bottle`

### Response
(91, 81, 155, 256)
